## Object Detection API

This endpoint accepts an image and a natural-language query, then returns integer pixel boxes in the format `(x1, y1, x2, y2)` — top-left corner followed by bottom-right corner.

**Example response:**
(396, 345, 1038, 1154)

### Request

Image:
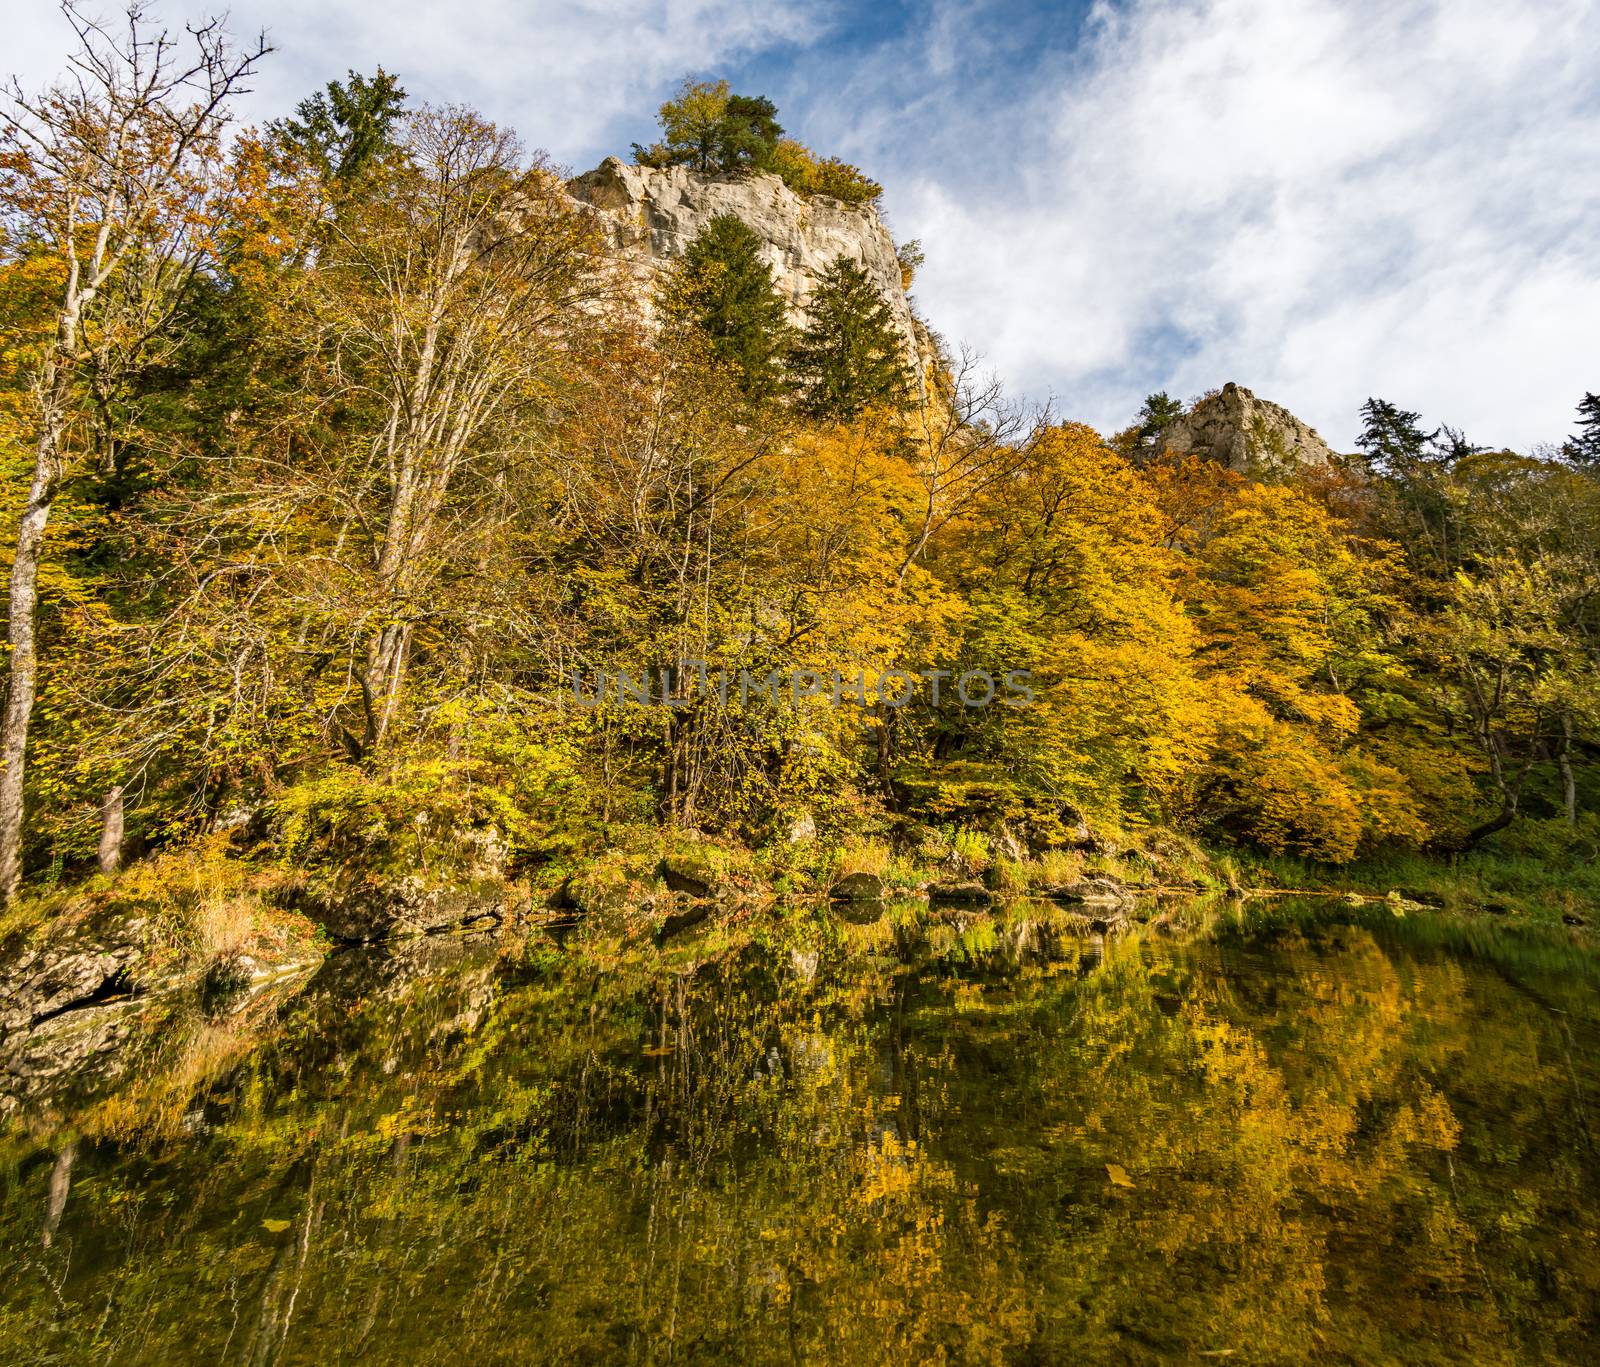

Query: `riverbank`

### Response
(2, 811, 1593, 1126)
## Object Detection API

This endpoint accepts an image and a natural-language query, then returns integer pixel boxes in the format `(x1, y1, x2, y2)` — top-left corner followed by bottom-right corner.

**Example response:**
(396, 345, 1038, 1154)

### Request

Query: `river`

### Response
(1, 896, 1596, 1363)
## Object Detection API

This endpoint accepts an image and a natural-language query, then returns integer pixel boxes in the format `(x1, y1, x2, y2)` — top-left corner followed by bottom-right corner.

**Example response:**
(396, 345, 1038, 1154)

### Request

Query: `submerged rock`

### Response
(1036, 876, 1135, 908)
(659, 856, 725, 901)
(299, 875, 509, 943)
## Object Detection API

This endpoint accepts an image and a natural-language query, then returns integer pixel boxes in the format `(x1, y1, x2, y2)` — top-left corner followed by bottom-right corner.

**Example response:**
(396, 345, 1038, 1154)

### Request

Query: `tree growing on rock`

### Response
(666, 214, 790, 401)
(1138, 391, 1185, 439)
(788, 256, 911, 422)
(632, 80, 781, 176)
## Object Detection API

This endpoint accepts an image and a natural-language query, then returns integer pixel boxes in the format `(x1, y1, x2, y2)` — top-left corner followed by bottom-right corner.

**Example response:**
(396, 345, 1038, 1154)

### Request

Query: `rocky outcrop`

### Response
(299, 875, 511, 943)
(0, 905, 319, 1118)
(0, 911, 157, 1039)
(1152, 382, 1335, 474)
(566, 157, 925, 367)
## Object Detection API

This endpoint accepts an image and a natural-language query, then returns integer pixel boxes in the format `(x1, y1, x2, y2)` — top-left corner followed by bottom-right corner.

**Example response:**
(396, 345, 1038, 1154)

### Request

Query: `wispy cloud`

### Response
(881, 0, 1600, 448)
(9, 0, 1598, 449)
(5, 0, 827, 171)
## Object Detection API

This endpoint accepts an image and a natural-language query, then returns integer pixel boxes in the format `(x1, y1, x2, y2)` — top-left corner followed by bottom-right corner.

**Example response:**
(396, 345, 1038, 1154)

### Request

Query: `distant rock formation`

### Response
(1152, 382, 1336, 474)
(566, 156, 926, 367)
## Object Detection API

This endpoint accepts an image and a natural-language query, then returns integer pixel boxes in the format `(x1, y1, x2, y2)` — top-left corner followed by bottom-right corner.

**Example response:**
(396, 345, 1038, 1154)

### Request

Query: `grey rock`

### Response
(1037, 876, 1134, 907)
(1151, 382, 1335, 475)
(0, 912, 153, 1038)
(306, 876, 507, 943)
(829, 871, 885, 901)
(566, 158, 930, 375)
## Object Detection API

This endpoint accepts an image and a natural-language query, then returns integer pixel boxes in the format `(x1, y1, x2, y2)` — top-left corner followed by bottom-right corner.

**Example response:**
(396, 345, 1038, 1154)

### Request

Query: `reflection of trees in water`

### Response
(0, 904, 1595, 1364)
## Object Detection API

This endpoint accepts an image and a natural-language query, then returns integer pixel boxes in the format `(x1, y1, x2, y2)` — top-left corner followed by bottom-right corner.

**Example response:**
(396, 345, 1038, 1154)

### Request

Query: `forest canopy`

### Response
(0, 16, 1595, 914)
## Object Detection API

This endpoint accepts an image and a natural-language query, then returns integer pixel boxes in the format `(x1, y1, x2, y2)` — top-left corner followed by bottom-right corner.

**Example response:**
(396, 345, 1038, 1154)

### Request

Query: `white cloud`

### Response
(9, 0, 1599, 449)
(894, 0, 1600, 449)
(4, 0, 825, 170)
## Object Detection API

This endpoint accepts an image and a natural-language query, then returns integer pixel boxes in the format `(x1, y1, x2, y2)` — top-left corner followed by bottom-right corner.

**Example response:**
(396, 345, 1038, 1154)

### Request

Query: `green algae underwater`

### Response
(0, 896, 1596, 1365)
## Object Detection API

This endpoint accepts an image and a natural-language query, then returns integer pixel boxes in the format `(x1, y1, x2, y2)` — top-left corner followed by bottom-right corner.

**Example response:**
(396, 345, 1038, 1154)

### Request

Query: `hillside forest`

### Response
(1, 12, 1598, 921)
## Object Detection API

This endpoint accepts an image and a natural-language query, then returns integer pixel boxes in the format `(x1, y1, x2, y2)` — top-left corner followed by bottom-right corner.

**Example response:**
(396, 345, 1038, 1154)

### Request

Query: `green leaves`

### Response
(789, 256, 911, 423)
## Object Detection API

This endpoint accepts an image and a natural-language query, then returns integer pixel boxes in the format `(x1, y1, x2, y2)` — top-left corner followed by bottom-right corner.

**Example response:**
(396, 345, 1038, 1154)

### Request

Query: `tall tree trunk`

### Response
(98, 784, 125, 876)
(1559, 713, 1578, 828)
(0, 438, 61, 903)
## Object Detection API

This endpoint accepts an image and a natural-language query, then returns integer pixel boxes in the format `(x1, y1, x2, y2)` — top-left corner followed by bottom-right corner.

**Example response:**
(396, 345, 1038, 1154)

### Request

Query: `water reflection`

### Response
(0, 899, 1596, 1364)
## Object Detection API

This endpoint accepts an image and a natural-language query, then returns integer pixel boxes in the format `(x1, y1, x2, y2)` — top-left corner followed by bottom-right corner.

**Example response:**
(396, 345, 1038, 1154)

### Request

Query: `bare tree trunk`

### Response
(98, 783, 125, 875)
(0, 447, 60, 903)
(1559, 713, 1578, 828)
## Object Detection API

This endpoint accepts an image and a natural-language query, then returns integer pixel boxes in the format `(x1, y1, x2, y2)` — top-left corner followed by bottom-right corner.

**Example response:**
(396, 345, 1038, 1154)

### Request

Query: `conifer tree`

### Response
(789, 256, 911, 421)
(1565, 391, 1600, 467)
(1356, 397, 1436, 472)
(671, 215, 790, 400)
(715, 95, 782, 173)
(273, 68, 407, 183)
(1137, 391, 1185, 438)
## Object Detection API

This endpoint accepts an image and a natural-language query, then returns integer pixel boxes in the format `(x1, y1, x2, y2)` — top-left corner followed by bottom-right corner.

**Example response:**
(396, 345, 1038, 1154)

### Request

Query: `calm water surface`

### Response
(1, 897, 1596, 1364)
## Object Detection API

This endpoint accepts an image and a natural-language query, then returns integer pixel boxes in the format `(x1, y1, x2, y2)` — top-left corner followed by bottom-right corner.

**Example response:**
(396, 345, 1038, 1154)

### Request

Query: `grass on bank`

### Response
(1238, 846, 1599, 927)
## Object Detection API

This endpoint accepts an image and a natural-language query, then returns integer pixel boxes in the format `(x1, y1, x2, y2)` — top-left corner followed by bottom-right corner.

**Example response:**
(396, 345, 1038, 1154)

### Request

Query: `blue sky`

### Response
(9, 0, 1600, 449)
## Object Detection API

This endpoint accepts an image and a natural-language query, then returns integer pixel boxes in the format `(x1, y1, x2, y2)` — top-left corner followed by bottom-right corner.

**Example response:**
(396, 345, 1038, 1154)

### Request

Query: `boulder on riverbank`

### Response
(1035, 876, 1136, 908)
(829, 871, 885, 901)
(928, 880, 994, 905)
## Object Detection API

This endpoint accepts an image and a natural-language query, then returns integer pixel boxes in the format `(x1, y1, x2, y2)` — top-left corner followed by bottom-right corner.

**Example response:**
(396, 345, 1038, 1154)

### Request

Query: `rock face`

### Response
(1152, 383, 1335, 474)
(566, 157, 923, 366)
(302, 876, 510, 943)
(0, 912, 155, 1039)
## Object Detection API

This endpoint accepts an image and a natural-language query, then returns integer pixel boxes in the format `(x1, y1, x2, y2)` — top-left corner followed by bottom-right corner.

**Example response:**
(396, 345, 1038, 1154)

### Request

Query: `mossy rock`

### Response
(928, 880, 993, 905)
(829, 871, 885, 901)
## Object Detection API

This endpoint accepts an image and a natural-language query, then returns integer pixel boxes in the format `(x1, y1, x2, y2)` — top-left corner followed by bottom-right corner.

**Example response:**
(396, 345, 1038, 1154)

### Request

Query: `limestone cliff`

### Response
(1152, 382, 1336, 474)
(565, 156, 924, 365)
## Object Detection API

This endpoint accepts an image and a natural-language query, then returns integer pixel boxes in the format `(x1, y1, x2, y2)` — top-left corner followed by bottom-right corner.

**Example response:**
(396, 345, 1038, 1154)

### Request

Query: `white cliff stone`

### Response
(565, 157, 923, 365)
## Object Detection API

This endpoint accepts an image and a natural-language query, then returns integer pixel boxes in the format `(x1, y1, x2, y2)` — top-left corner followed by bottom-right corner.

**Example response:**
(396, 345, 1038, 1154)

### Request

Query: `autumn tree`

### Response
(789, 256, 910, 422)
(0, 1, 265, 901)
(632, 79, 879, 201)
(896, 346, 1042, 583)
(632, 80, 781, 176)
